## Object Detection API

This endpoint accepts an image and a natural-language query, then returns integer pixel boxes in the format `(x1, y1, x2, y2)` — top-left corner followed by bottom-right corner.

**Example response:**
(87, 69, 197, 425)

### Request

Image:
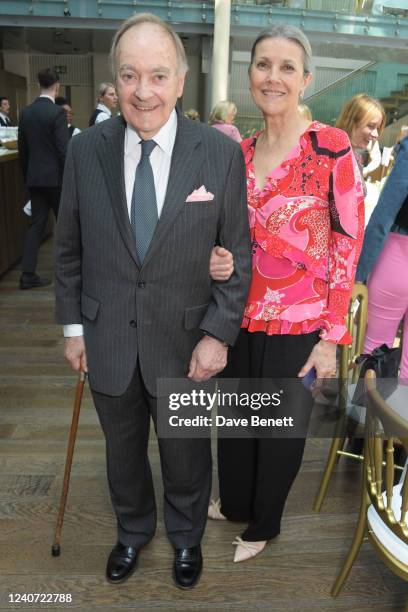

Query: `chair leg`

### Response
(331, 491, 369, 597)
(313, 437, 343, 512)
(335, 435, 347, 463)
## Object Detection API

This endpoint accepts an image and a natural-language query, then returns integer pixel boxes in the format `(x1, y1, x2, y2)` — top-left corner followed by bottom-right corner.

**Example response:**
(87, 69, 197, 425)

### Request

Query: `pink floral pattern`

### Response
(241, 121, 365, 344)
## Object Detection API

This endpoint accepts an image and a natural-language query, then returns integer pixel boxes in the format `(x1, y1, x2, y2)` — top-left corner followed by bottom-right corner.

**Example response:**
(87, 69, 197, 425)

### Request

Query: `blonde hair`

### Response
(184, 108, 200, 121)
(209, 101, 237, 125)
(109, 13, 188, 77)
(298, 104, 312, 121)
(97, 82, 115, 99)
(336, 94, 386, 140)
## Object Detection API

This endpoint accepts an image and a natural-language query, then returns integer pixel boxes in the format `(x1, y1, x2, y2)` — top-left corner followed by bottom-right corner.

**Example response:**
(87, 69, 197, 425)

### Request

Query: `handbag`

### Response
(351, 343, 402, 407)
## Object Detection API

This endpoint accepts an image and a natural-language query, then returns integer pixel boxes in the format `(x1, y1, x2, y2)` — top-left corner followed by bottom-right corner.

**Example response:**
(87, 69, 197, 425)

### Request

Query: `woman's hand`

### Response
(209, 246, 234, 281)
(298, 339, 337, 380)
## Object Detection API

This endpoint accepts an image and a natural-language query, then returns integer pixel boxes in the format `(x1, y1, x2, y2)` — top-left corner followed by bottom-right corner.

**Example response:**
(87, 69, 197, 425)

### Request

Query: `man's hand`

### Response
(209, 246, 234, 281)
(188, 335, 228, 382)
(64, 336, 88, 372)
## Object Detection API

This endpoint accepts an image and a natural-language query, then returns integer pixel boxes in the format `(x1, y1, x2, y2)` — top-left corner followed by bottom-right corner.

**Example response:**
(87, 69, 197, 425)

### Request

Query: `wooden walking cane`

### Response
(51, 371, 87, 557)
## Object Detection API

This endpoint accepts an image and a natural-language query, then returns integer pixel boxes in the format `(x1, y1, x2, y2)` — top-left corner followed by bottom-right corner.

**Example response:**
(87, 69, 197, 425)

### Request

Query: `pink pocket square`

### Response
(186, 185, 214, 202)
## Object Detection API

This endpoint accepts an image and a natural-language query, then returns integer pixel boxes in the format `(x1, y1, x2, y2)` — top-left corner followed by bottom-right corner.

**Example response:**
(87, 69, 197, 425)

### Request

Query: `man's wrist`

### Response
(202, 331, 229, 348)
(63, 323, 84, 337)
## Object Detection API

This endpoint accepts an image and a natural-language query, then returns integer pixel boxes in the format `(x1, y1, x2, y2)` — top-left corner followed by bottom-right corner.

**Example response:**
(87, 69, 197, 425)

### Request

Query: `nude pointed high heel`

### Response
(207, 498, 227, 520)
(232, 536, 266, 562)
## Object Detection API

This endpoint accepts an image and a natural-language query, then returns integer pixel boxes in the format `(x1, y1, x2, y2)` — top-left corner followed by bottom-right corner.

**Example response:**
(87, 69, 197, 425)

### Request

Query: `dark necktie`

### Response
(130, 139, 158, 263)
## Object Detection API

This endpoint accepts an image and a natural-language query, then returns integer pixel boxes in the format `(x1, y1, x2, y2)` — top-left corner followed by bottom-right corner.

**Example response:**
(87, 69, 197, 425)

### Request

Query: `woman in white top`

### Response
(89, 82, 118, 126)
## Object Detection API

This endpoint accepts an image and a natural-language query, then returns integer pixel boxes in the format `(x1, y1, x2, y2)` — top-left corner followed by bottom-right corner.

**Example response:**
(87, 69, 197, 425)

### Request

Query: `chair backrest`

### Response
(365, 370, 408, 543)
(340, 283, 369, 383)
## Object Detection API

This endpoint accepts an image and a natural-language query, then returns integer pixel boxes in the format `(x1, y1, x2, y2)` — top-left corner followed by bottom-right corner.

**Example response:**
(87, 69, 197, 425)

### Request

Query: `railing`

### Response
(305, 61, 408, 125)
(231, 1, 408, 16)
(305, 61, 377, 125)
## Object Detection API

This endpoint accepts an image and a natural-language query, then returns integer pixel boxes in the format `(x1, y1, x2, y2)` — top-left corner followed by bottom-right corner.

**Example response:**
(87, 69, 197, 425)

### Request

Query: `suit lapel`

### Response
(96, 116, 140, 267)
(142, 113, 204, 267)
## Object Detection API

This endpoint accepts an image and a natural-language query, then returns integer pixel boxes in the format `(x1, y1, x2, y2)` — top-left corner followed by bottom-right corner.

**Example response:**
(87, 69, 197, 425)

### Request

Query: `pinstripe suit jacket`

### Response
(55, 113, 251, 396)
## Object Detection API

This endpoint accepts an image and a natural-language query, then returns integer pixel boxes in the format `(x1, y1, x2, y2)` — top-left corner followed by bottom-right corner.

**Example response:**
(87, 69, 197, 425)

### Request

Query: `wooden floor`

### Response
(0, 239, 407, 612)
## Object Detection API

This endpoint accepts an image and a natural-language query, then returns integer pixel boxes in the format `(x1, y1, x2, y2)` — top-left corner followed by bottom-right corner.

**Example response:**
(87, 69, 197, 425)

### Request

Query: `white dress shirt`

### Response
(0, 112, 11, 125)
(68, 125, 81, 137)
(39, 94, 55, 103)
(64, 109, 178, 337)
(94, 103, 111, 124)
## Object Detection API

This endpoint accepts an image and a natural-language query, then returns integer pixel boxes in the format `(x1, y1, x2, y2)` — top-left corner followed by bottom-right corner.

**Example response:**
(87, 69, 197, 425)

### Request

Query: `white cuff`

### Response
(63, 324, 84, 337)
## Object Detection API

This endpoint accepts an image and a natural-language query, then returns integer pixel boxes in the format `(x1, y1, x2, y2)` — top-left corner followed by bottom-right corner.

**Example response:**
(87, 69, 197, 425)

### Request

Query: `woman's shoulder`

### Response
(308, 122, 352, 153)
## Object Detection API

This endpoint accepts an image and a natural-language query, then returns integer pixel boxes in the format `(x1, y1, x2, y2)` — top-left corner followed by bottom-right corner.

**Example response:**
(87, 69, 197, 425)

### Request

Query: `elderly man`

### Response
(55, 13, 250, 589)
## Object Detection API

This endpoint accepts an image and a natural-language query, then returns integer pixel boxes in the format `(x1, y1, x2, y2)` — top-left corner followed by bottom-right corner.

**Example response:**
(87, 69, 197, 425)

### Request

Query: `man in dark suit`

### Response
(0, 97, 11, 126)
(18, 69, 69, 289)
(55, 13, 251, 589)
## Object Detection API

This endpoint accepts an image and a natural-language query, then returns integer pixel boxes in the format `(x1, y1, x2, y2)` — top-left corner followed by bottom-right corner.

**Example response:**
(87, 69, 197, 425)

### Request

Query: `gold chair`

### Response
(331, 369, 408, 596)
(313, 282, 369, 512)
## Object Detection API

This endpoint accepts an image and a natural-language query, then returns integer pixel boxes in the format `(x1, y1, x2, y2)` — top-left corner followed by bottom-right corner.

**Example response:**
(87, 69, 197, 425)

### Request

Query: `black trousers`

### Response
(218, 329, 319, 541)
(91, 362, 212, 549)
(21, 186, 61, 274)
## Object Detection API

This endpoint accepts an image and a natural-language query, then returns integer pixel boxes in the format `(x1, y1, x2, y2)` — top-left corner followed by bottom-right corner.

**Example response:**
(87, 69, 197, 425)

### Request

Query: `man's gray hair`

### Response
(109, 13, 189, 77)
(250, 24, 312, 75)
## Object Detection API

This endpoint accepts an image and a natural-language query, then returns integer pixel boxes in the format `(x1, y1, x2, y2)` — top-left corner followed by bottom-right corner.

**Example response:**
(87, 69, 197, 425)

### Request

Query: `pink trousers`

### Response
(364, 232, 408, 380)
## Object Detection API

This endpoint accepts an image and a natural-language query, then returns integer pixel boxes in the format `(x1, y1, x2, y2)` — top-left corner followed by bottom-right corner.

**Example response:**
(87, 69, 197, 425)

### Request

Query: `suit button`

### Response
(138, 281, 146, 288)
(129, 320, 137, 328)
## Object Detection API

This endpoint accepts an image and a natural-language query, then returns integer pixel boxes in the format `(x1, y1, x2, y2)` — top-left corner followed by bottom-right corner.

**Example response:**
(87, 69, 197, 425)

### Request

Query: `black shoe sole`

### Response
(172, 565, 202, 590)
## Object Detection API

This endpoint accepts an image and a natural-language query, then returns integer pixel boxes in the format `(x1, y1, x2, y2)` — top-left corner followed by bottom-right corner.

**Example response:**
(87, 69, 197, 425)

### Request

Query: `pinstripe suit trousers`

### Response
(92, 361, 212, 548)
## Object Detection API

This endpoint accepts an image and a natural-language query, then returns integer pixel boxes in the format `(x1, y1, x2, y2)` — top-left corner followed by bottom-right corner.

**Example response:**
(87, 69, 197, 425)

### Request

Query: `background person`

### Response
(0, 96, 11, 126)
(89, 82, 118, 126)
(208, 24, 364, 563)
(55, 96, 81, 138)
(18, 68, 69, 289)
(336, 93, 385, 192)
(209, 100, 242, 143)
(184, 108, 200, 121)
(55, 13, 251, 590)
(298, 103, 312, 121)
(355, 133, 408, 381)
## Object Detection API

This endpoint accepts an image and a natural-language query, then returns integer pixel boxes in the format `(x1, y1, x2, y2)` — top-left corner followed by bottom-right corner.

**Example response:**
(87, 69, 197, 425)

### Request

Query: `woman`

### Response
(355, 134, 408, 381)
(209, 100, 242, 143)
(209, 25, 365, 562)
(336, 94, 385, 191)
(89, 82, 118, 126)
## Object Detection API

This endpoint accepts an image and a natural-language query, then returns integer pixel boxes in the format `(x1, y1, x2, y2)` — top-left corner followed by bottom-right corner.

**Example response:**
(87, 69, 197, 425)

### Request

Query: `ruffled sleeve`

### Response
(320, 128, 365, 344)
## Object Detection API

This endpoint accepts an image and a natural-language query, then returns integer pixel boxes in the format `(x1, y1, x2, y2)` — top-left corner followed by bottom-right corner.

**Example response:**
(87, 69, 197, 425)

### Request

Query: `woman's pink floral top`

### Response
(241, 121, 365, 344)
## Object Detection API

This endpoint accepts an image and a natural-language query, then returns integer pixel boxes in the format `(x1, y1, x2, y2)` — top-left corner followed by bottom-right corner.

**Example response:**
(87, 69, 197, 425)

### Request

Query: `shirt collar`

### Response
(96, 102, 111, 115)
(0, 112, 8, 120)
(39, 94, 55, 103)
(125, 108, 177, 157)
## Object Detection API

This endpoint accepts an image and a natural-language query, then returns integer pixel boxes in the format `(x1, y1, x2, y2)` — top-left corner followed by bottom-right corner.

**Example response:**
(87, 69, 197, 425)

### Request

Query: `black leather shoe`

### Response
(106, 542, 140, 584)
(19, 274, 51, 290)
(172, 545, 203, 589)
